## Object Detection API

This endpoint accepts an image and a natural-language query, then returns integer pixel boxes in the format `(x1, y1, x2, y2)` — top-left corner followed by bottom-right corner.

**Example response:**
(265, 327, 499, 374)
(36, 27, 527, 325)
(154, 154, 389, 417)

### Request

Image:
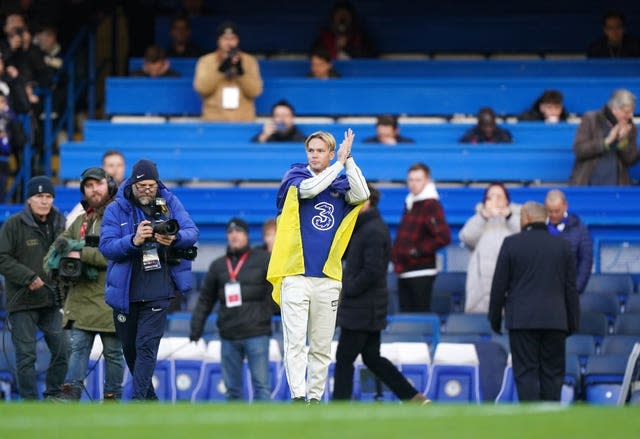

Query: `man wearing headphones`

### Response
(47, 167, 125, 400)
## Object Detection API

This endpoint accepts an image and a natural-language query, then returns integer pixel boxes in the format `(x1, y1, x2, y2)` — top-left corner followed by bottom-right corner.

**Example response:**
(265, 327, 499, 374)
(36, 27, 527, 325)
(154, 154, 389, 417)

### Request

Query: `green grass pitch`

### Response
(1, 402, 639, 439)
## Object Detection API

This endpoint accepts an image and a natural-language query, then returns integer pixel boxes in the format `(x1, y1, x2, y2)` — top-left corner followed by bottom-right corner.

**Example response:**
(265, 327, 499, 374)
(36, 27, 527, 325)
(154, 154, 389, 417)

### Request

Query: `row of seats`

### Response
(128, 58, 640, 79)
(82, 120, 580, 144)
(105, 77, 640, 116)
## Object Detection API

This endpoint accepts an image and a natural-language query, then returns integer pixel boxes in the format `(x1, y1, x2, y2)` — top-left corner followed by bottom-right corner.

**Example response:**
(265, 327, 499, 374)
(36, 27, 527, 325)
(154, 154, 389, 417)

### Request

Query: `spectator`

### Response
(306, 48, 341, 79)
(0, 175, 68, 400)
(178, 0, 212, 18)
(0, 13, 50, 88)
(0, 55, 30, 113)
(65, 150, 126, 229)
(391, 163, 451, 312)
(333, 184, 429, 404)
(570, 89, 638, 185)
(459, 183, 521, 313)
(130, 45, 180, 78)
(166, 15, 204, 58)
(545, 189, 593, 294)
(362, 115, 415, 145)
(0, 92, 24, 202)
(101, 149, 126, 185)
(44, 167, 124, 401)
(313, 1, 375, 59)
(258, 217, 276, 253)
(190, 217, 273, 401)
(193, 21, 263, 121)
(587, 10, 640, 58)
(489, 201, 579, 402)
(34, 25, 62, 75)
(252, 100, 306, 143)
(99, 159, 199, 400)
(459, 107, 513, 144)
(519, 90, 568, 123)
(266, 129, 369, 403)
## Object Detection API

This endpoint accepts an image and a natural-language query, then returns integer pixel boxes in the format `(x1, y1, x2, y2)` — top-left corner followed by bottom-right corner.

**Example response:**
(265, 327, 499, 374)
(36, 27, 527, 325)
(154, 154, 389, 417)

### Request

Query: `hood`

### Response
(405, 181, 439, 210)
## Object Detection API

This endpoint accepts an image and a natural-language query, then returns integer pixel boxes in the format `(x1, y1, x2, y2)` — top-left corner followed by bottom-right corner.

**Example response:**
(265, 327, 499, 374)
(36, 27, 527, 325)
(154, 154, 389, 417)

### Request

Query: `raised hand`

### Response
(337, 128, 355, 164)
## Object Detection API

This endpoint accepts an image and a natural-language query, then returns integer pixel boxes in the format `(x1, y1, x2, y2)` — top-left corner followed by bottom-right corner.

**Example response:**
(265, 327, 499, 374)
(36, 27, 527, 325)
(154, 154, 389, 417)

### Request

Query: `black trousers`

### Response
(332, 328, 419, 401)
(509, 329, 567, 402)
(397, 275, 435, 312)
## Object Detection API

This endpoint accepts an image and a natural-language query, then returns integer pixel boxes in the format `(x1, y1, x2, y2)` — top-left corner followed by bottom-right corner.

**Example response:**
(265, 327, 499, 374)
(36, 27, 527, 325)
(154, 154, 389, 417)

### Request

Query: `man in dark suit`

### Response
(332, 184, 428, 403)
(488, 201, 580, 402)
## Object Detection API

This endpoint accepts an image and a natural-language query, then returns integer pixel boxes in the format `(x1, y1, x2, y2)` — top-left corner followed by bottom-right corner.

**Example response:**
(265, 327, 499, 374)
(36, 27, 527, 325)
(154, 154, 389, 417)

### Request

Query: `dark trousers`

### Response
(397, 275, 435, 312)
(333, 328, 418, 401)
(113, 299, 170, 400)
(509, 329, 566, 402)
(9, 307, 69, 399)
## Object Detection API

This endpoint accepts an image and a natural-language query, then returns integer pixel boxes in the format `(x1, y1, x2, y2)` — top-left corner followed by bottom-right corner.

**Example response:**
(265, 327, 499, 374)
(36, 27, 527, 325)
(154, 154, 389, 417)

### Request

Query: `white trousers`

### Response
(280, 275, 341, 400)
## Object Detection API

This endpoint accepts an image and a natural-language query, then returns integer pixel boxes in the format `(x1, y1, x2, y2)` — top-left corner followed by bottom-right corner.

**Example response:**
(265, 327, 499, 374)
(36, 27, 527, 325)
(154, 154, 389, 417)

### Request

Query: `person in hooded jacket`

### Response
(99, 159, 198, 400)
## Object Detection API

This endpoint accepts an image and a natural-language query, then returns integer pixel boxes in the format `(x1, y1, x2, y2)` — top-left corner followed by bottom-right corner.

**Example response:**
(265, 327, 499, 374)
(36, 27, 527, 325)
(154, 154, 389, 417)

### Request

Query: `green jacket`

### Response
(0, 206, 65, 312)
(55, 208, 115, 332)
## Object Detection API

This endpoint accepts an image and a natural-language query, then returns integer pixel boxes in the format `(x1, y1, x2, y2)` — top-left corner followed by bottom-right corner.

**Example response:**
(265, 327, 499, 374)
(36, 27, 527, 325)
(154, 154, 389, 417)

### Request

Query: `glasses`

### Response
(135, 183, 158, 193)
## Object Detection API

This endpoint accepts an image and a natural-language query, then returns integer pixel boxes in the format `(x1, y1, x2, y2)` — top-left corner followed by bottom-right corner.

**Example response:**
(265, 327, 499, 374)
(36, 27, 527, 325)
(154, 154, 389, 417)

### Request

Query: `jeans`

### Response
(65, 328, 125, 398)
(221, 335, 271, 401)
(9, 308, 69, 399)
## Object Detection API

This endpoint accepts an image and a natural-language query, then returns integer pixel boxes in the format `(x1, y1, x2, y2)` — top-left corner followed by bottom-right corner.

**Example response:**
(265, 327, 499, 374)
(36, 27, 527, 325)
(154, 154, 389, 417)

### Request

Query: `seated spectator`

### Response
(313, 1, 375, 59)
(252, 100, 306, 143)
(130, 45, 180, 78)
(459, 183, 520, 313)
(363, 115, 415, 145)
(459, 107, 513, 144)
(306, 48, 341, 79)
(587, 10, 640, 58)
(193, 21, 263, 121)
(570, 88, 638, 185)
(166, 14, 204, 58)
(519, 90, 568, 123)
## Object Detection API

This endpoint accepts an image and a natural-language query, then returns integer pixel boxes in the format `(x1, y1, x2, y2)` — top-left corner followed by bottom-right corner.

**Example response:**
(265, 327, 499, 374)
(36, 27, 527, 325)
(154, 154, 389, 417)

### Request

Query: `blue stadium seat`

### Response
(444, 313, 493, 340)
(565, 334, 596, 371)
(563, 353, 582, 404)
(383, 313, 441, 345)
(600, 335, 640, 356)
(433, 273, 466, 313)
(584, 274, 634, 308)
(425, 343, 481, 403)
(191, 340, 226, 401)
(625, 294, 640, 314)
(580, 294, 621, 330)
(577, 312, 610, 346)
(614, 314, 640, 336)
(583, 354, 629, 405)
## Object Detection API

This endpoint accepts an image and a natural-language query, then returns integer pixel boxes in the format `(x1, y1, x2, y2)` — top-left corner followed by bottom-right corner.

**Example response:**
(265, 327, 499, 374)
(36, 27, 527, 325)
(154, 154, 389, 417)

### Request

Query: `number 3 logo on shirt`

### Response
(312, 202, 335, 231)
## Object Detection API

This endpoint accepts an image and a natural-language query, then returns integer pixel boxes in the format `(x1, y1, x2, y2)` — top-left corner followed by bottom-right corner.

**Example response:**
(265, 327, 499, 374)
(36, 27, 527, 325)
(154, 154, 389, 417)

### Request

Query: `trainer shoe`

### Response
(409, 393, 431, 405)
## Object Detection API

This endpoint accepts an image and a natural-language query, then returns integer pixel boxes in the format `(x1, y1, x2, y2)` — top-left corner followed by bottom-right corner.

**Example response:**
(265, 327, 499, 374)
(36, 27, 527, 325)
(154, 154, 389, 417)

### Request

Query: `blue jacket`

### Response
(99, 178, 199, 313)
(557, 213, 593, 294)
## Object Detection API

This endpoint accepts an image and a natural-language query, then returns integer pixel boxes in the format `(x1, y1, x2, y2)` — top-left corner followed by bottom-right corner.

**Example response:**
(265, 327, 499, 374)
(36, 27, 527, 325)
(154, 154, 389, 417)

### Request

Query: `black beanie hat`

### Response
(217, 21, 239, 38)
(130, 159, 159, 184)
(27, 176, 55, 198)
(226, 217, 249, 234)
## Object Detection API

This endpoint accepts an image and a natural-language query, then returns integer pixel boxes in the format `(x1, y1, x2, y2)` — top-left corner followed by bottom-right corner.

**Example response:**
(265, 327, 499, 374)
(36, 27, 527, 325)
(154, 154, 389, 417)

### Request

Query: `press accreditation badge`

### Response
(142, 242, 161, 271)
(224, 281, 242, 308)
(222, 86, 240, 109)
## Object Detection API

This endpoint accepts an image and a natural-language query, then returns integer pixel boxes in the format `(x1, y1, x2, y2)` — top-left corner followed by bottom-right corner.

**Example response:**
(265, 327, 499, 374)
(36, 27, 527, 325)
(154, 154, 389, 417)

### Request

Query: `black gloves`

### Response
(218, 56, 244, 76)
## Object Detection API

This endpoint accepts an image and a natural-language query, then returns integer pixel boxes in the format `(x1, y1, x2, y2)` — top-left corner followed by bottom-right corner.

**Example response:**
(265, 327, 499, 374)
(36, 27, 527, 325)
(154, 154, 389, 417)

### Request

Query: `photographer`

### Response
(44, 167, 124, 401)
(99, 159, 199, 401)
(0, 176, 68, 400)
(193, 21, 263, 121)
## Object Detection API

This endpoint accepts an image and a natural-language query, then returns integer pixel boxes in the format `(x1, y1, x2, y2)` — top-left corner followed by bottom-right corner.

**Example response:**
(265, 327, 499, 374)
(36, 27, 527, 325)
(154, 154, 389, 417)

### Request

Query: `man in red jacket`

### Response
(391, 163, 451, 312)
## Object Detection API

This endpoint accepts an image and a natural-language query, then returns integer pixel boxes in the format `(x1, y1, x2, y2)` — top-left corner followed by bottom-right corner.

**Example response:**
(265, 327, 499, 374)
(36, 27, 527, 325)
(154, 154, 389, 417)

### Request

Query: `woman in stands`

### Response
(459, 183, 520, 313)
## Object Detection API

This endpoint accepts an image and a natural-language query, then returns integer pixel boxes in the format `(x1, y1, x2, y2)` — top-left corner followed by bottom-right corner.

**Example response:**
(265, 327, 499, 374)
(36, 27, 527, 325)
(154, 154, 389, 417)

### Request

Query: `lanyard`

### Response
(226, 252, 249, 282)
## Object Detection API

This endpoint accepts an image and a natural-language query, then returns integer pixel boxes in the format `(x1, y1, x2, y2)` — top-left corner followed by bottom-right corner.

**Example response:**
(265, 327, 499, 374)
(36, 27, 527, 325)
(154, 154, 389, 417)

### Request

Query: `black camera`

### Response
(152, 219, 180, 235)
(166, 246, 198, 266)
(228, 46, 239, 57)
(58, 257, 83, 282)
(13, 27, 24, 36)
(85, 235, 100, 248)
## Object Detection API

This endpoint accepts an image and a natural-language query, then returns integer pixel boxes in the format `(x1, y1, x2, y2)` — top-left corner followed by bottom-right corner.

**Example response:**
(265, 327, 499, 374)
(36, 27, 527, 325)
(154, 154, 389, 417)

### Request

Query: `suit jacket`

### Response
(488, 222, 579, 334)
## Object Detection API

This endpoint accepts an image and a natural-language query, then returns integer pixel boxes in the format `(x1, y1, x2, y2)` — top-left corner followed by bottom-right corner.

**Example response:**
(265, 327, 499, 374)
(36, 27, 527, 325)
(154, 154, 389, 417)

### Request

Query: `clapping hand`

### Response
(337, 128, 354, 164)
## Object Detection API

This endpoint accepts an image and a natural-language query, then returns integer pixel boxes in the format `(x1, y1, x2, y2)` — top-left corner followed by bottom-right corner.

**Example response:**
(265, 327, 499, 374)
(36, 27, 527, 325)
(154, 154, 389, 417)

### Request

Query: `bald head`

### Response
(545, 189, 568, 225)
(521, 201, 547, 229)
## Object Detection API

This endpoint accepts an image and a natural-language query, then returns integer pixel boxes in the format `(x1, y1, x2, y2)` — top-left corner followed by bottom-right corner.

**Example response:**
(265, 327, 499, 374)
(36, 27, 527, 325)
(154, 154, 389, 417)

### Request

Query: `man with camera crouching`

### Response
(0, 176, 68, 400)
(44, 167, 125, 401)
(99, 159, 199, 401)
(193, 21, 263, 121)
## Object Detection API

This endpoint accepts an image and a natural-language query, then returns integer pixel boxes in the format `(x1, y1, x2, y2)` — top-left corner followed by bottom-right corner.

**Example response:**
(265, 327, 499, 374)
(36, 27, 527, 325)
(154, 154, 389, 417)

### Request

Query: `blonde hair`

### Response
(304, 131, 337, 152)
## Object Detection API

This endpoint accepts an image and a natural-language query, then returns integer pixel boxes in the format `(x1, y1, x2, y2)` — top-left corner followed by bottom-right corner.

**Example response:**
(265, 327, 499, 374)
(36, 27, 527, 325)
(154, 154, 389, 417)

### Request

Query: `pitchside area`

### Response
(0, 403, 638, 438)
